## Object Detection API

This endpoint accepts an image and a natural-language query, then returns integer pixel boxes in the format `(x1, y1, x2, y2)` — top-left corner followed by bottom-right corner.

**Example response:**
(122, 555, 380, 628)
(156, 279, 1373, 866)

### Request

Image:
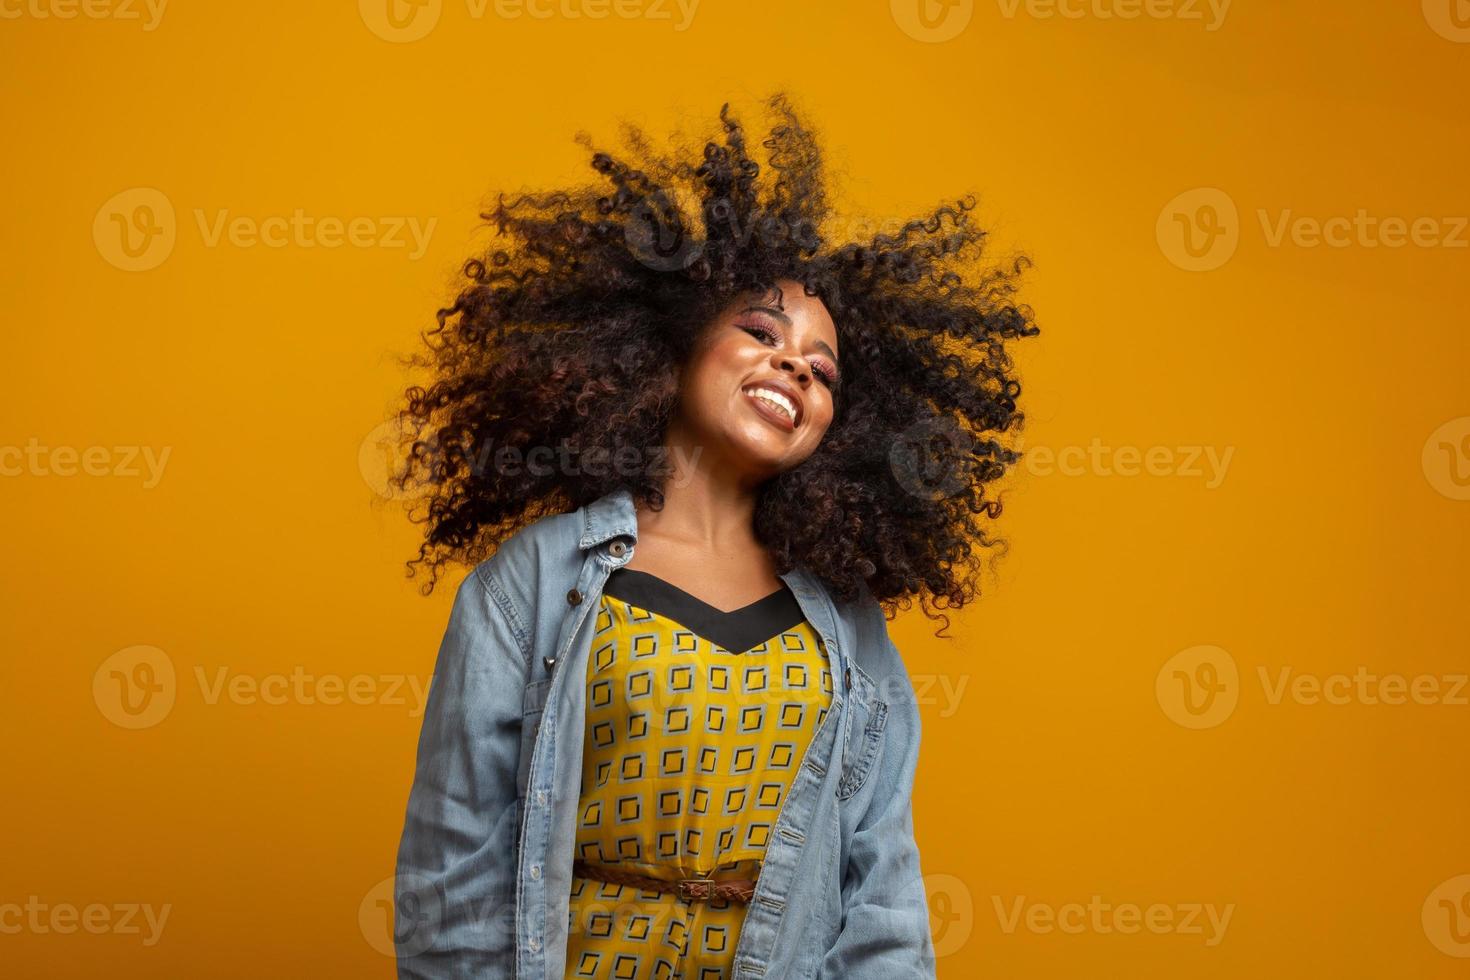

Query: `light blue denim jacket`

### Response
(394, 487, 935, 979)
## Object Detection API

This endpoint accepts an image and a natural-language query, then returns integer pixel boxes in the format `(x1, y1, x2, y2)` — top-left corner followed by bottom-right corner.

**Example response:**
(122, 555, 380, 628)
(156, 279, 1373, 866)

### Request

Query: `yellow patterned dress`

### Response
(563, 567, 833, 980)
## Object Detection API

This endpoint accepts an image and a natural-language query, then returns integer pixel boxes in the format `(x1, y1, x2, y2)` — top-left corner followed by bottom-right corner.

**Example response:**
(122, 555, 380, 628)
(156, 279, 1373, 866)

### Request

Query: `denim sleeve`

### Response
(817, 634, 937, 979)
(393, 564, 528, 978)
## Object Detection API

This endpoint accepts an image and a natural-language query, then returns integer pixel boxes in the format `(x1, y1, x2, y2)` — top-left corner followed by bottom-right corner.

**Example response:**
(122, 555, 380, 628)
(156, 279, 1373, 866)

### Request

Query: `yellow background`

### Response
(3, 0, 1468, 976)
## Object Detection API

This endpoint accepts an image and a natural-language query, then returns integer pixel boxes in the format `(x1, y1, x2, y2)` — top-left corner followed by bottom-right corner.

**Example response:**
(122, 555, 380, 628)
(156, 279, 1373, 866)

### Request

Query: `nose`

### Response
(772, 350, 813, 387)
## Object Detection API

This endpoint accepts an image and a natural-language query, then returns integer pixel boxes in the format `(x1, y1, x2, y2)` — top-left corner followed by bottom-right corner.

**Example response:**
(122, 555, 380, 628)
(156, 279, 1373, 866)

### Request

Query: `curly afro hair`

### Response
(391, 92, 1039, 632)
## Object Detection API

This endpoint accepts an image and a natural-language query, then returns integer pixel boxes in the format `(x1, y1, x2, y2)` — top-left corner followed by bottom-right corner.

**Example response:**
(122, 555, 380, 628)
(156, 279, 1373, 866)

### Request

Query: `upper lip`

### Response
(744, 376, 804, 428)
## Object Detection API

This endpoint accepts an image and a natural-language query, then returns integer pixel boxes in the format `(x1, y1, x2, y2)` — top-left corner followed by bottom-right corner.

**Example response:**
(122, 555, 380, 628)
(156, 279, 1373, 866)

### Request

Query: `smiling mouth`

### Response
(742, 384, 799, 430)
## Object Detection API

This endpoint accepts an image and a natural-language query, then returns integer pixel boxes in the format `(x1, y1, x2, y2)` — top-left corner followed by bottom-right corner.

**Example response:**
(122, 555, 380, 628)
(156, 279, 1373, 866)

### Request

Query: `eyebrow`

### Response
(741, 305, 840, 368)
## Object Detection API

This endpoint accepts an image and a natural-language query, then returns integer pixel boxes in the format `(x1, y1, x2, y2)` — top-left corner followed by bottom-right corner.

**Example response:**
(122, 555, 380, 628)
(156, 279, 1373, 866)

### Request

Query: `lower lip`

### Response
(744, 389, 797, 431)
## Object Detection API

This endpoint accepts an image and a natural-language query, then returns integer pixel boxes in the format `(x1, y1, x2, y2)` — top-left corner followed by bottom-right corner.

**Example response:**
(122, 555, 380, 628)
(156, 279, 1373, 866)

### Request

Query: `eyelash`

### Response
(740, 322, 839, 388)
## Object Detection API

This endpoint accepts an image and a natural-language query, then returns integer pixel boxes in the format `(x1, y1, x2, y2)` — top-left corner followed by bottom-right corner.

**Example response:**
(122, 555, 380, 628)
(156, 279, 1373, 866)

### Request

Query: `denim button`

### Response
(567, 588, 582, 606)
(528, 936, 541, 953)
(536, 789, 548, 806)
(530, 864, 542, 880)
(609, 540, 627, 557)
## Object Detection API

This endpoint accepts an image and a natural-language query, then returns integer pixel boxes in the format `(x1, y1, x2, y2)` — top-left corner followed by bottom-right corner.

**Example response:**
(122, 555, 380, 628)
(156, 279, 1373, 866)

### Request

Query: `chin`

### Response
(723, 437, 792, 472)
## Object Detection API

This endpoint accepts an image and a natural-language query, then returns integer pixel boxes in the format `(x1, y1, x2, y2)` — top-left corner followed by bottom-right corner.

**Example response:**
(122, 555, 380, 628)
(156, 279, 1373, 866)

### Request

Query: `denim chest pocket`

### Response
(836, 662, 888, 800)
(516, 676, 552, 801)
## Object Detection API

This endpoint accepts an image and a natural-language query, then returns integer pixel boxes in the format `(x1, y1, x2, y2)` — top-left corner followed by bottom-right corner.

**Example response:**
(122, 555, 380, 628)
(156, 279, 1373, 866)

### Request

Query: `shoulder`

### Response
(826, 578, 923, 750)
(828, 576, 913, 690)
(468, 506, 585, 611)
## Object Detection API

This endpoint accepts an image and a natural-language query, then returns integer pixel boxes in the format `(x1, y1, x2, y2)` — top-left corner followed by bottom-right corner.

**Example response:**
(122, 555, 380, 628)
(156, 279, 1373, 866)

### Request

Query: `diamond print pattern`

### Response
(565, 593, 832, 979)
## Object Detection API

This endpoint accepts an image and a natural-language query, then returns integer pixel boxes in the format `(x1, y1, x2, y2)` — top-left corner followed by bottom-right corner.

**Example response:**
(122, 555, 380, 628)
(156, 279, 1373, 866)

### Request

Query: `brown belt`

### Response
(572, 859, 758, 903)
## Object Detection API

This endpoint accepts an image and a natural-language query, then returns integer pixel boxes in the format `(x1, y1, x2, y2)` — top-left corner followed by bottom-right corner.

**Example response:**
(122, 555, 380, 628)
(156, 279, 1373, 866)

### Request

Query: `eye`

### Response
(740, 321, 780, 345)
(812, 361, 839, 388)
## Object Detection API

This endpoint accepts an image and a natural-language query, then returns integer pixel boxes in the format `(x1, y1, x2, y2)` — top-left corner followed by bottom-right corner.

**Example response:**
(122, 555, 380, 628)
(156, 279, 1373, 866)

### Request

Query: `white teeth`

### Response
(746, 386, 796, 424)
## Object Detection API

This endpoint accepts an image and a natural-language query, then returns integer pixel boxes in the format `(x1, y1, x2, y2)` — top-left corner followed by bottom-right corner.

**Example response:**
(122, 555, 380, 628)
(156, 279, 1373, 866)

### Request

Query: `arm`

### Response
(393, 563, 529, 978)
(817, 634, 937, 979)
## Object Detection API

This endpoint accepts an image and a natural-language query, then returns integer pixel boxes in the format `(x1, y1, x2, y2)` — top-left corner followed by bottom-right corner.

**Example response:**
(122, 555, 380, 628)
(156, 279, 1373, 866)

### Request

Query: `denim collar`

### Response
(578, 487, 640, 549)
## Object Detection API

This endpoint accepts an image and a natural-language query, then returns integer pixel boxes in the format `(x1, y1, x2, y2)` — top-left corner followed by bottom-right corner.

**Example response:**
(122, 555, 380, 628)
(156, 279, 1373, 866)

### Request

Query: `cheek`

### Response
(806, 393, 836, 436)
(677, 355, 743, 425)
(684, 342, 762, 402)
(686, 337, 749, 385)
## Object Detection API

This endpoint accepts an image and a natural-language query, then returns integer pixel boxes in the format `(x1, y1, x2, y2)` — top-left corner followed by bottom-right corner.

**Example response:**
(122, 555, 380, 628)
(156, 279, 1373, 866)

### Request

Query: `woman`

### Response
(390, 93, 1037, 979)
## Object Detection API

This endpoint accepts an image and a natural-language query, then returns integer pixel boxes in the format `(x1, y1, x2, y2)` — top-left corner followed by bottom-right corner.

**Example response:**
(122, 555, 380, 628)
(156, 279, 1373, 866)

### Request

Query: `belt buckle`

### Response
(677, 877, 714, 900)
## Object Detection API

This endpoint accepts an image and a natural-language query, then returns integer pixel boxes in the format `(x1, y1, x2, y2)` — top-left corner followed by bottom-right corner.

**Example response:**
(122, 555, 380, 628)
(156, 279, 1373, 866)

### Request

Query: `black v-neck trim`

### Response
(603, 567, 807, 654)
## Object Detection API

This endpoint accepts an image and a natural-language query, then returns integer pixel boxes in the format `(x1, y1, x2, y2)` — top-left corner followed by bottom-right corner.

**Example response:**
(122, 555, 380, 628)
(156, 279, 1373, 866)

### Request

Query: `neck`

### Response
(639, 418, 765, 556)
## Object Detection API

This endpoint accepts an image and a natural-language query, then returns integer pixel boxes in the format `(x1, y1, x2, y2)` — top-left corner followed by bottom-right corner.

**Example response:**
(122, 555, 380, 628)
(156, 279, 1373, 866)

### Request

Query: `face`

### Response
(670, 280, 841, 482)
